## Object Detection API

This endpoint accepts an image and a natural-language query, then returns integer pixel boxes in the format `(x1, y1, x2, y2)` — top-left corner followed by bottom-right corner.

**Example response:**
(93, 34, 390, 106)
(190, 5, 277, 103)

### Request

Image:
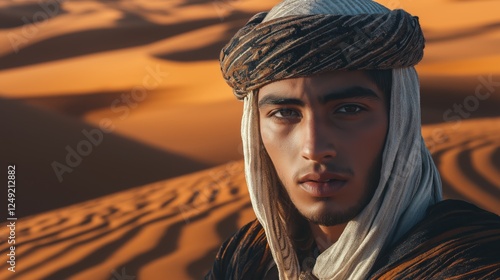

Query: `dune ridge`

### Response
(0, 162, 253, 279)
(1, 116, 499, 279)
(0, 0, 498, 279)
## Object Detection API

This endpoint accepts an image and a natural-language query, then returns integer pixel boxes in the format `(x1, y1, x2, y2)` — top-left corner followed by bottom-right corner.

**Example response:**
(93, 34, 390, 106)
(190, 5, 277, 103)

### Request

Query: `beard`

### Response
(294, 179, 378, 227)
(300, 197, 370, 226)
(292, 160, 382, 227)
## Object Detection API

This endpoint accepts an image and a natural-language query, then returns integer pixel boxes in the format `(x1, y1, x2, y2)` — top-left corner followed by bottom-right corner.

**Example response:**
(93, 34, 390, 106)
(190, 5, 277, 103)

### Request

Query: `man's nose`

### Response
(300, 117, 337, 162)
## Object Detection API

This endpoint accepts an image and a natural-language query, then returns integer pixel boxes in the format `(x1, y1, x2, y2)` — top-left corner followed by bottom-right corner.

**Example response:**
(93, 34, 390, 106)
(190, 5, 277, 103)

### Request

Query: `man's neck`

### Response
(309, 222, 348, 252)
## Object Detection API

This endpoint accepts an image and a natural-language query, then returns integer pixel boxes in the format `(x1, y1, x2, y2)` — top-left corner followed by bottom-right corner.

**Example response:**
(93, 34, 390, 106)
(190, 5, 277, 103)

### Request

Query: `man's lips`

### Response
(298, 172, 349, 197)
(298, 171, 350, 183)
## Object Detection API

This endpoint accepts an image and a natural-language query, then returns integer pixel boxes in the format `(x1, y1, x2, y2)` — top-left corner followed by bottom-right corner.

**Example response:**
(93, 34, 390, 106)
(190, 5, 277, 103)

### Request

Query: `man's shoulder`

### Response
(371, 199, 500, 279)
(216, 219, 268, 261)
(205, 219, 275, 279)
(426, 199, 499, 220)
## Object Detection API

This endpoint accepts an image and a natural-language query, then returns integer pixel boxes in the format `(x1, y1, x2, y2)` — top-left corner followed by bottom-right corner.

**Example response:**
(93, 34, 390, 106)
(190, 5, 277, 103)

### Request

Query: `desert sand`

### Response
(0, 0, 498, 279)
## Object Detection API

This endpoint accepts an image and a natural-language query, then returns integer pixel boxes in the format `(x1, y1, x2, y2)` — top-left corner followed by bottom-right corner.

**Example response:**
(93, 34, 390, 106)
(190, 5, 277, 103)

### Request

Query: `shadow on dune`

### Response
(175, 0, 224, 7)
(420, 75, 500, 124)
(436, 140, 500, 197)
(18, 88, 174, 118)
(423, 21, 500, 43)
(456, 141, 500, 198)
(153, 16, 249, 62)
(19, 90, 138, 118)
(0, 10, 255, 70)
(113, 200, 249, 280)
(35, 196, 249, 280)
(0, 97, 208, 219)
(0, 1, 66, 28)
(451, 0, 496, 2)
(186, 201, 250, 278)
(428, 134, 500, 213)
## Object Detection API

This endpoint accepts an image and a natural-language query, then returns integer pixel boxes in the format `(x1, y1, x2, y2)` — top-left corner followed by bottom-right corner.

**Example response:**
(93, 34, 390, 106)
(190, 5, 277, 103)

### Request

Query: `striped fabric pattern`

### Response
(204, 219, 274, 280)
(264, 0, 389, 18)
(370, 200, 500, 279)
(205, 200, 500, 279)
(220, 9, 425, 99)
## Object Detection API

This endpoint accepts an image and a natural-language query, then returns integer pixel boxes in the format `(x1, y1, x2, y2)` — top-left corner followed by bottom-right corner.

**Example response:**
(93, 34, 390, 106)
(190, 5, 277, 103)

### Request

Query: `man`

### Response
(206, 0, 500, 279)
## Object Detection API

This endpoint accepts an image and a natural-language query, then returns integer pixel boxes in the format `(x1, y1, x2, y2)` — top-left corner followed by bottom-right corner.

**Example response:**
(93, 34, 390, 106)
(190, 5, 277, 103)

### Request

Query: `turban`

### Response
(220, 9, 425, 99)
(221, 0, 442, 279)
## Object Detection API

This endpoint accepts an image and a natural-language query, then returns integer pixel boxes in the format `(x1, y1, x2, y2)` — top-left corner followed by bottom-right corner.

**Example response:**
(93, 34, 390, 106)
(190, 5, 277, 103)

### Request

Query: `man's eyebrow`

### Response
(258, 95, 305, 108)
(258, 86, 381, 108)
(319, 86, 381, 104)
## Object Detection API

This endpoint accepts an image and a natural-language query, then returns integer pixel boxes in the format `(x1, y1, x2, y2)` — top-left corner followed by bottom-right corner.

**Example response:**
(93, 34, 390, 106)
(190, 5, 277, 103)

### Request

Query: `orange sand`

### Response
(0, 0, 498, 279)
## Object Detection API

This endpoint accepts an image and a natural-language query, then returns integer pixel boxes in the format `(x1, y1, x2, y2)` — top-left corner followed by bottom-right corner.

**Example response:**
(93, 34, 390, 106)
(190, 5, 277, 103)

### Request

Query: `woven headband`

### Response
(220, 9, 425, 99)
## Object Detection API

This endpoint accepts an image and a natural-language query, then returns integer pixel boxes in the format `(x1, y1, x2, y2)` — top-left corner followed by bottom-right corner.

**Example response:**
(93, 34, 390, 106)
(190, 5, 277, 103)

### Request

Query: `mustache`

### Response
(294, 163, 353, 181)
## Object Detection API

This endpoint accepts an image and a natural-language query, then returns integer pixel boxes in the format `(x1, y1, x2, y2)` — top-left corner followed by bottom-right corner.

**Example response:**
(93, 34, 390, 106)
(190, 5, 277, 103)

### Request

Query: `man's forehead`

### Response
(257, 71, 381, 100)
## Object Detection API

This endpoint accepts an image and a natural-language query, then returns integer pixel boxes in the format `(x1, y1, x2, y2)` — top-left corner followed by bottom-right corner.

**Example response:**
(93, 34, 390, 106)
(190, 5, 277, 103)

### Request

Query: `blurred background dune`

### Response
(0, 0, 498, 279)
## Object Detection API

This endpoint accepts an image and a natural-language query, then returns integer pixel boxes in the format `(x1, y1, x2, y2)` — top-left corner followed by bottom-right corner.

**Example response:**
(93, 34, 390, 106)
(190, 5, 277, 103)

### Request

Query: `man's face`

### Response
(258, 70, 388, 226)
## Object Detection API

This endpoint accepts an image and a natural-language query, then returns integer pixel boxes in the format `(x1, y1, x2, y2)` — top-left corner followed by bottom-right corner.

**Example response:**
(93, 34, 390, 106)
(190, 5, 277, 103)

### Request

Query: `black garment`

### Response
(204, 200, 500, 279)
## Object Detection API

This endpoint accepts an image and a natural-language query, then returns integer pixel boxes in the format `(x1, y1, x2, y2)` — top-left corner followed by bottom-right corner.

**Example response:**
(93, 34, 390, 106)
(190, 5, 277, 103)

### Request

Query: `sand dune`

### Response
(419, 75, 500, 124)
(0, 0, 499, 278)
(0, 162, 253, 280)
(1, 116, 499, 279)
(422, 117, 500, 213)
(0, 98, 208, 218)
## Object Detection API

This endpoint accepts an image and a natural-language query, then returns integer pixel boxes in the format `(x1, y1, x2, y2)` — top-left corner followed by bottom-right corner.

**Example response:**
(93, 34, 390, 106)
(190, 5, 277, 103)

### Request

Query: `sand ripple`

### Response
(1, 118, 499, 279)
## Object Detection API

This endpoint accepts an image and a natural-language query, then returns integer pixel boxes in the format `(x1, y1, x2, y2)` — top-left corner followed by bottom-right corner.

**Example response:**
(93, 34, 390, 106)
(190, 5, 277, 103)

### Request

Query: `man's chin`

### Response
(305, 212, 354, 226)
(298, 202, 364, 226)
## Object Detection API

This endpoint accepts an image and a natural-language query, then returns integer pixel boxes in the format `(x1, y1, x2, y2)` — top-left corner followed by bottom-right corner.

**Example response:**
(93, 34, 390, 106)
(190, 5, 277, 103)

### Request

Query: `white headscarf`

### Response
(240, 1, 443, 279)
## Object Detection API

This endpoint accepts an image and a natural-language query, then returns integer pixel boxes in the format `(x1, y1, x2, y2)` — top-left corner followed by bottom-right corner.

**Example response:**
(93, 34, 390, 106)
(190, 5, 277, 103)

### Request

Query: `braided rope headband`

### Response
(220, 9, 425, 99)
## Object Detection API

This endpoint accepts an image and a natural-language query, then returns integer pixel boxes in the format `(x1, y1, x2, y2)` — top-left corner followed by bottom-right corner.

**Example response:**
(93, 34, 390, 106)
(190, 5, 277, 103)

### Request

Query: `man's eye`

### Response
(336, 105, 364, 114)
(271, 108, 301, 119)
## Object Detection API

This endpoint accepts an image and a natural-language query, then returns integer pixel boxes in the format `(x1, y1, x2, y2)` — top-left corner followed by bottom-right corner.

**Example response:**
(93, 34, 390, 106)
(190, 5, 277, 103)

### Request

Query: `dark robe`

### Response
(204, 200, 500, 279)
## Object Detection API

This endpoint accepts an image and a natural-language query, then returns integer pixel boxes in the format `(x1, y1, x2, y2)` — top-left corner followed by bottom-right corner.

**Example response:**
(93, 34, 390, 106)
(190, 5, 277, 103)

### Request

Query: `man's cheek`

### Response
(347, 146, 371, 174)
